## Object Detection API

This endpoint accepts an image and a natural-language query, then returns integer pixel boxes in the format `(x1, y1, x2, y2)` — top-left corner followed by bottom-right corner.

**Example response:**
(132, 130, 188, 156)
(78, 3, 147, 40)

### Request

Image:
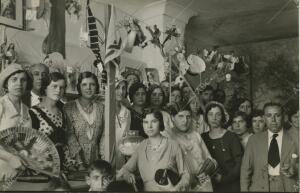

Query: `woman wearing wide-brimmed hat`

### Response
(0, 63, 33, 180)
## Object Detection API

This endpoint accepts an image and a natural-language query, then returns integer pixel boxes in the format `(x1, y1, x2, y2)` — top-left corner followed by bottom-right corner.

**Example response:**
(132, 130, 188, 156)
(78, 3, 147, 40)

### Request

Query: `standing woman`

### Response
(188, 96, 209, 135)
(64, 72, 104, 169)
(147, 85, 173, 131)
(29, 72, 67, 165)
(128, 82, 147, 138)
(117, 109, 190, 191)
(201, 101, 243, 192)
(0, 64, 32, 179)
(115, 79, 131, 170)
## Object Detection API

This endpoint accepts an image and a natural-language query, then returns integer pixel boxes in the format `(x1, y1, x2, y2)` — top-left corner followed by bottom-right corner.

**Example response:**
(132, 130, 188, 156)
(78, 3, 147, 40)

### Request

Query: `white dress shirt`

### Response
(267, 129, 283, 176)
(31, 91, 42, 107)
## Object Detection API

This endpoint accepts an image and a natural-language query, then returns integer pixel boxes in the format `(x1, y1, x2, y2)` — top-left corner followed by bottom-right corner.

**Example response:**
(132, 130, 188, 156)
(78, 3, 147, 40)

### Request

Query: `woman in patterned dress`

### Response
(64, 72, 104, 170)
(29, 72, 67, 165)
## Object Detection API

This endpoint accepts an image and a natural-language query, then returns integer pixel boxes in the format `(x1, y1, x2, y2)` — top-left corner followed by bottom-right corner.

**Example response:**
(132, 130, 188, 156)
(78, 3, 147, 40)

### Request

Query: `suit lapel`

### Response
(281, 130, 293, 163)
(260, 131, 269, 169)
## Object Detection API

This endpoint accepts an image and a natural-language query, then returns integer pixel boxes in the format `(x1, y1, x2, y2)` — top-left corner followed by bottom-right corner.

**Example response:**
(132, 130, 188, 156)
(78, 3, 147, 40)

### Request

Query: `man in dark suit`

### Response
(22, 63, 49, 107)
(241, 102, 298, 192)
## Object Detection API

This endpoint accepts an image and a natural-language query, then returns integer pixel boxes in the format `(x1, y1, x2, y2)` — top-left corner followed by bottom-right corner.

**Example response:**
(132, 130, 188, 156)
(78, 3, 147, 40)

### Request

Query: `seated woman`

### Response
(201, 101, 243, 192)
(0, 63, 32, 180)
(231, 111, 253, 149)
(29, 72, 67, 165)
(147, 85, 173, 131)
(64, 72, 105, 170)
(117, 109, 190, 191)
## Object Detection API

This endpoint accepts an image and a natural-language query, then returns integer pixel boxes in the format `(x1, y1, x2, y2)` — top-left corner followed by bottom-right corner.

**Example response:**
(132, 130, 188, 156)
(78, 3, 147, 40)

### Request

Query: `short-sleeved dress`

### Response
(201, 131, 244, 192)
(121, 137, 190, 191)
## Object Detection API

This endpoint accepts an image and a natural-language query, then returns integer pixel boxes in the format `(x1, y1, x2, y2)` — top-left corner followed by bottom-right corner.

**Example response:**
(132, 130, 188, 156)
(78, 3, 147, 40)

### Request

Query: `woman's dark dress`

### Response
(129, 109, 147, 138)
(201, 131, 243, 192)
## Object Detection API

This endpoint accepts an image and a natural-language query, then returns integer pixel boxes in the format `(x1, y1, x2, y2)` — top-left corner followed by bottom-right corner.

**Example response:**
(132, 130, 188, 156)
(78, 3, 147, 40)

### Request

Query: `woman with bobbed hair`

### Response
(201, 101, 243, 192)
(29, 72, 68, 165)
(0, 63, 33, 180)
(147, 85, 173, 131)
(128, 82, 147, 138)
(231, 111, 253, 149)
(64, 71, 105, 170)
(117, 109, 190, 191)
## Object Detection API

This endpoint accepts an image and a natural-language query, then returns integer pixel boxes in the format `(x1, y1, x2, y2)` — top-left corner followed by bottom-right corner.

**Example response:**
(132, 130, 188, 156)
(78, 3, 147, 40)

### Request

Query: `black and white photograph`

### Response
(0, 0, 298, 192)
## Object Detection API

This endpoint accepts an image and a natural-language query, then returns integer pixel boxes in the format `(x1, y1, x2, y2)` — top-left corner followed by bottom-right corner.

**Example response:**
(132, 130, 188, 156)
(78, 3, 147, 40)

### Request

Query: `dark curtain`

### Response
(42, 0, 66, 58)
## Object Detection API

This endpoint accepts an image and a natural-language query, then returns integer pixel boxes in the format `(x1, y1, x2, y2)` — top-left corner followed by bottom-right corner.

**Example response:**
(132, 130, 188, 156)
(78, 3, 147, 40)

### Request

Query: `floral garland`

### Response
(66, 0, 82, 19)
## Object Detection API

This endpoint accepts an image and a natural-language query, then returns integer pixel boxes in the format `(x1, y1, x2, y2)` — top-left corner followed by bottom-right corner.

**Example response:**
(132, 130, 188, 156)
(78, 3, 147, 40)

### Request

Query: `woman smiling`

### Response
(29, 72, 67, 165)
(64, 72, 104, 170)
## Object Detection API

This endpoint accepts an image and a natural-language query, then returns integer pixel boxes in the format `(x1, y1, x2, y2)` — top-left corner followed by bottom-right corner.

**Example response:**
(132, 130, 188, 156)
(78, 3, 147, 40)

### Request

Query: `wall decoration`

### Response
(145, 68, 159, 86)
(0, 0, 23, 29)
(121, 66, 142, 80)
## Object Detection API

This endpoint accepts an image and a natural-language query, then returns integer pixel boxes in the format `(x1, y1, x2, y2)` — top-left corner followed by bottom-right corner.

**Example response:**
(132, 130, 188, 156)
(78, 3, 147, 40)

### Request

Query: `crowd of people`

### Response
(0, 62, 298, 192)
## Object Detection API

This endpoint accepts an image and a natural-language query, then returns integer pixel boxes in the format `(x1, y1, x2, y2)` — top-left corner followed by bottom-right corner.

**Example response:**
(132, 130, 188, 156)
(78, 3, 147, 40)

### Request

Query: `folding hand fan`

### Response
(0, 127, 61, 190)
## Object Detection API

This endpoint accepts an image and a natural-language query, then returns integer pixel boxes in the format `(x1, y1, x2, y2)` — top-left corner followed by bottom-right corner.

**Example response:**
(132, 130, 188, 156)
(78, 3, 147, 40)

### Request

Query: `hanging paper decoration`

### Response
(174, 75, 185, 88)
(175, 48, 189, 75)
(66, 0, 82, 19)
(162, 25, 180, 46)
(123, 18, 146, 53)
(86, 0, 104, 72)
(79, 26, 88, 48)
(187, 54, 206, 74)
(144, 24, 181, 58)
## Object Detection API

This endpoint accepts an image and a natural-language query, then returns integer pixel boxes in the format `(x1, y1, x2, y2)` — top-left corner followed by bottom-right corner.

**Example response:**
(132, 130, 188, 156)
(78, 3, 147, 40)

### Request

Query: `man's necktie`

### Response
(268, 133, 280, 168)
(38, 97, 42, 102)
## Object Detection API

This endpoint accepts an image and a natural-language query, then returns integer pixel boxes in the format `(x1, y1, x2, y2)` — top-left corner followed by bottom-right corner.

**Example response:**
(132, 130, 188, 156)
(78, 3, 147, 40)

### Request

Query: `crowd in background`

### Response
(0, 62, 298, 192)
